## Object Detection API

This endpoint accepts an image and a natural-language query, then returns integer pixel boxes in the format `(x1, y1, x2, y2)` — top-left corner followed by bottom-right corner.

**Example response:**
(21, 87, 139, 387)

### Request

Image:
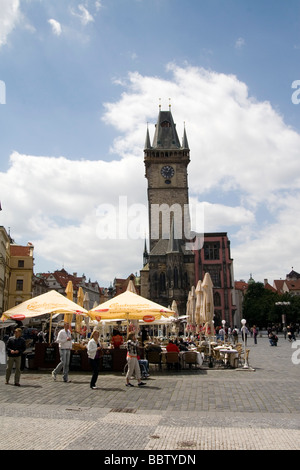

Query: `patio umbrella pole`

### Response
(48, 314, 53, 344)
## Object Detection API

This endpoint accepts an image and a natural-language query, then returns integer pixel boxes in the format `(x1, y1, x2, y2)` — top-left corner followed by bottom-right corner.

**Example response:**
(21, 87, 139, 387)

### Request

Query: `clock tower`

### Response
(141, 108, 195, 314)
(144, 108, 191, 251)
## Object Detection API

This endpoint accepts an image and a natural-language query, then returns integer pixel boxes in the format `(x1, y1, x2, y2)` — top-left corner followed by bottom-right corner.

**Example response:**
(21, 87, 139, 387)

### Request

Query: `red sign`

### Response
(95, 316, 101, 322)
(11, 314, 26, 321)
(143, 315, 155, 323)
(94, 309, 109, 312)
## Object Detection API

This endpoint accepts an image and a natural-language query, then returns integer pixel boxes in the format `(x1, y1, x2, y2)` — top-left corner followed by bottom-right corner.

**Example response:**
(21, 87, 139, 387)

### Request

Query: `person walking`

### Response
(125, 332, 146, 387)
(87, 330, 102, 390)
(253, 325, 258, 344)
(52, 322, 72, 383)
(5, 328, 26, 386)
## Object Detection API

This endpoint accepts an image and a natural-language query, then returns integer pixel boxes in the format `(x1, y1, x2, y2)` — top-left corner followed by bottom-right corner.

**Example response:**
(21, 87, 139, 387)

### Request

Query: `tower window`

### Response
(16, 279, 23, 291)
(161, 120, 171, 128)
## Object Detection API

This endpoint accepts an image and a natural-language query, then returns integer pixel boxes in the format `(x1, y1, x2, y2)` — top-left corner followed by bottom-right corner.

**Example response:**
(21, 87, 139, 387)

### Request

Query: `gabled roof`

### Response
(264, 282, 277, 293)
(286, 269, 300, 280)
(284, 279, 300, 291)
(273, 280, 285, 293)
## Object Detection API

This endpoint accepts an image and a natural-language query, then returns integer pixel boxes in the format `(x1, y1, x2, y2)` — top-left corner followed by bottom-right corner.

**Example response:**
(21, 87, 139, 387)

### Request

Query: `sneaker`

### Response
(51, 371, 56, 381)
(126, 383, 134, 387)
(91, 386, 98, 390)
(138, 382, 146, 387)
(14, 383, 20, 387)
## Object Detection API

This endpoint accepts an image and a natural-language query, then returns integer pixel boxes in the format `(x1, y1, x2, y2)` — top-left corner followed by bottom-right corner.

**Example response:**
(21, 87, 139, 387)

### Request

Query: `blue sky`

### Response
(0, 0, 300, 286)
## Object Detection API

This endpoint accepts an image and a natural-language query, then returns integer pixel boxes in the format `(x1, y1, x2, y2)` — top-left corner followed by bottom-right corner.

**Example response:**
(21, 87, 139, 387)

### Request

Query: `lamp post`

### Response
(222, 319, 226, 343)
(241, 318, 249, 368)
(275, 301, 290, 327)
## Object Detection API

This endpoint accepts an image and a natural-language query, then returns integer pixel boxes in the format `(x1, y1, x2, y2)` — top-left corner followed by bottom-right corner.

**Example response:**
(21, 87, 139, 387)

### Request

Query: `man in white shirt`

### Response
(52, 322, 72, 383)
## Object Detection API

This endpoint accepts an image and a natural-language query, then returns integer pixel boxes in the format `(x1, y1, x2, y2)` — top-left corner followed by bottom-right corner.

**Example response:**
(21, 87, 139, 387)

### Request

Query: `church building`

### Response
(140, 107, 236, 324)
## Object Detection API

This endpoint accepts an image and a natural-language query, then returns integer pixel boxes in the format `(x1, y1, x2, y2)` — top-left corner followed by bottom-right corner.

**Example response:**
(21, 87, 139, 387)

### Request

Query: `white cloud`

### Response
(0, 0, 21, 47)
(71, 4, 94, 26)
(48, 19, 62, 36)
(1, 64, 300, 284)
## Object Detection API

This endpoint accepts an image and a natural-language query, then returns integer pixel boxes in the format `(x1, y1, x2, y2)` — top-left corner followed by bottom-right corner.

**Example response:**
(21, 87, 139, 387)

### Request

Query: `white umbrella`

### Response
(201, 272, 215, 367)
(201, 272, 214, 337)
(195, 280, 204, 332)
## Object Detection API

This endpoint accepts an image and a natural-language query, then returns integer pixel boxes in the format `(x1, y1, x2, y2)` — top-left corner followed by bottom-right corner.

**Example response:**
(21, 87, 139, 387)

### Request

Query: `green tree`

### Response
(243, 282, 300, 328)
(243, 282, 277, 328)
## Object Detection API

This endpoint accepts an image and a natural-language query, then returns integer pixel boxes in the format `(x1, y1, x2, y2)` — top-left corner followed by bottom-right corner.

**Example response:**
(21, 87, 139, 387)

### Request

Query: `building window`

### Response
(204, 267, 221, 287)
(16, 279, 23, 291)
(18, 260, 24, 267)
(214, 292, 221, 307)
(159, 272, 166, 292)
(204, 242, 220, 260)
(174, 267, 179, 289)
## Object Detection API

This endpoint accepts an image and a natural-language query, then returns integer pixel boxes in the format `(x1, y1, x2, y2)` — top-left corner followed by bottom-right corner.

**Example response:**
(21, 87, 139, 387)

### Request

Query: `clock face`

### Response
(161, 165, 175, 179)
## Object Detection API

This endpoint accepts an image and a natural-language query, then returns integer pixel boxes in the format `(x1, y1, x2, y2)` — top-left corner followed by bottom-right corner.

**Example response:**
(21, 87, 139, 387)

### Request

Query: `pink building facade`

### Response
(194, 232, 236, 326)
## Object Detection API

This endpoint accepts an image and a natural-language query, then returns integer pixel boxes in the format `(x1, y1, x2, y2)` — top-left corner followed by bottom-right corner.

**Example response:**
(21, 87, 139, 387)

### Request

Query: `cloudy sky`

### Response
(0, 0, 300, 287)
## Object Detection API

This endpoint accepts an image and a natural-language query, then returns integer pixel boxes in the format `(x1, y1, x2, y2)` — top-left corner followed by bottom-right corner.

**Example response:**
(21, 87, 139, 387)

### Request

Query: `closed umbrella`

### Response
(195, 280, 203, 332)
(201, 272, 214, 367)
(171, 300, 178, 319)
(201, 272, 214, 336)
(64, 281, 74, 325)
(76, 287, 84, 336)
(83, 292, 90, 337)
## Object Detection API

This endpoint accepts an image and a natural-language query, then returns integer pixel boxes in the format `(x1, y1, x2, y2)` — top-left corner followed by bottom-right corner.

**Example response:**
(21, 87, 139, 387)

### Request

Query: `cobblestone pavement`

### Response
(0, 335, 299, 451)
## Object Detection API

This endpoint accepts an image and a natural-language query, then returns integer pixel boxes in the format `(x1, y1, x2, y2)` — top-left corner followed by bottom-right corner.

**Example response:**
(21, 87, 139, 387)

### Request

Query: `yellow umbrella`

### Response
(88, 290, 175, 323)
(76, 286, 84, 334)
(0, 290, 88, 342)
(64, 281, 74, 325)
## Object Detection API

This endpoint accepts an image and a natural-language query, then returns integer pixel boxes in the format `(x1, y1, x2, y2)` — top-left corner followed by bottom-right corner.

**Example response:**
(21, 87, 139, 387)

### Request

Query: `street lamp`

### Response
(275, 301, 290, 327)
(241, 319, 249, 369)
(222, 319, 226, 343)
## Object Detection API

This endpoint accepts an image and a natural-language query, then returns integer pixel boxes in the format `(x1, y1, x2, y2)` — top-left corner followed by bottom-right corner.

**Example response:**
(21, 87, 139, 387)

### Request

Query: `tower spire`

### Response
(182, 122, 189, 149)
(144, 123, 151, 149)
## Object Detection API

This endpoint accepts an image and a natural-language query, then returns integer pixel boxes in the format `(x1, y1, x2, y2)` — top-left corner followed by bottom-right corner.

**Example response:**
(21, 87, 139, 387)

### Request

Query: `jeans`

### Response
(53, 349, 71, 381)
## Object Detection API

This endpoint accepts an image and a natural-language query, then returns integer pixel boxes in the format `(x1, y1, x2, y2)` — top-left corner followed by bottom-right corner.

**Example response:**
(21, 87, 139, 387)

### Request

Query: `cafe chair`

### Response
(165, 352, 180, 370)
(182, 351, 198, 369)
(212, 348, 224, 368)
(146, 350, 162, 370)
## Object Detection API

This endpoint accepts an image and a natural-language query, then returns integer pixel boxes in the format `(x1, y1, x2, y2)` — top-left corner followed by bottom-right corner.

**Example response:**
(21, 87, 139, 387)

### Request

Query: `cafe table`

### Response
(219, 348, 238, 368)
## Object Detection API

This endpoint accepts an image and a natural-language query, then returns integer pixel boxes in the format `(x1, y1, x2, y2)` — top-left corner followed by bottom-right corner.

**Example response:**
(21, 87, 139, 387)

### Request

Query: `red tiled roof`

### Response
(10, 245, 31, 256)
(234, 281, 248, 291)
(285, 279, 300, 291)
(264, 282, 277, 293)
(273, 280, 285, 293)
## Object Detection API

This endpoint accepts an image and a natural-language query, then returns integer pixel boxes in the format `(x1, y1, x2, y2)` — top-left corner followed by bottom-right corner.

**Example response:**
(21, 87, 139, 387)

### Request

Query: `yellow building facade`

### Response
(8, 243, 34, 309)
